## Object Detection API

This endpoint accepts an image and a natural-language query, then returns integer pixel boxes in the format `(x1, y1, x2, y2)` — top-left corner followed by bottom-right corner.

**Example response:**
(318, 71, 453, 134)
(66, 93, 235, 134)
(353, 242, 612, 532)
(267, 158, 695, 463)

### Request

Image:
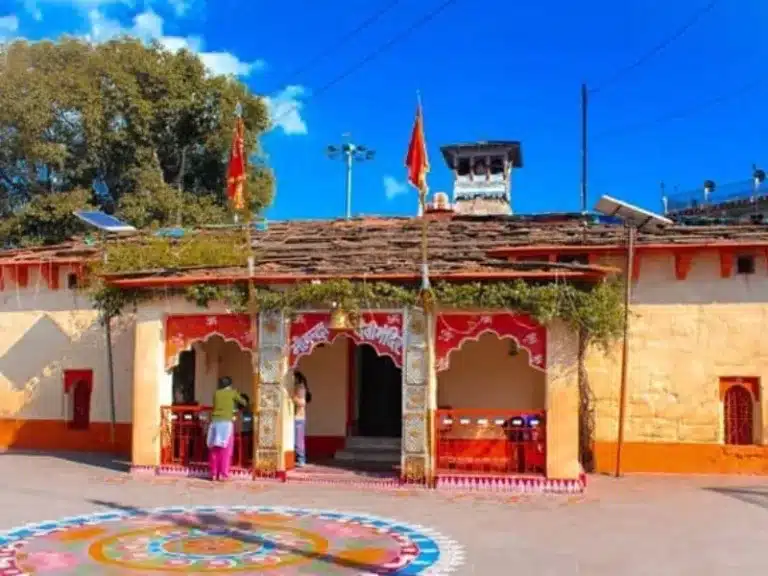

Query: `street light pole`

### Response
(327, 139, 375, 220)
(345, 150, 353, 220)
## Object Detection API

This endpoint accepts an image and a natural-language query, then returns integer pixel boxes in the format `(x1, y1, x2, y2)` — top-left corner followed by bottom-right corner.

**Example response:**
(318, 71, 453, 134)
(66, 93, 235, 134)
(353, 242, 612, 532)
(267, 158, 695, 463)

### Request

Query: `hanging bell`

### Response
(329, 307, 350, 330)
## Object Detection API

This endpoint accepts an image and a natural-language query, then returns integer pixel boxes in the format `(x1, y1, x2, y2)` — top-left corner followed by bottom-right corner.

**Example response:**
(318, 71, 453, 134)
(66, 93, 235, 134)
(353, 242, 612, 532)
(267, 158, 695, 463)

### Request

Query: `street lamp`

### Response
(327, 139, 376, 220)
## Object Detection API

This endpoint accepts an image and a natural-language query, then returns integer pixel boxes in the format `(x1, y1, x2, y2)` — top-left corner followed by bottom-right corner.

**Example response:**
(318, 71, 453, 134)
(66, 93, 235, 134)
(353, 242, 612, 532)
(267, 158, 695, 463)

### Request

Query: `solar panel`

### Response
(73, 211, 136, 233)
(594, 195, 673, 233)
(154, 227, 186, 238)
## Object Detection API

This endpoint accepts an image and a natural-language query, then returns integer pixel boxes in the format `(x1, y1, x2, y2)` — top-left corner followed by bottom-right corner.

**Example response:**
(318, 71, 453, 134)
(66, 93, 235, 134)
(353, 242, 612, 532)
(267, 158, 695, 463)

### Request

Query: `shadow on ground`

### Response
(1, 451, 129, 473)
(705, 486, 768, 510)
(89, 498, 397, 573)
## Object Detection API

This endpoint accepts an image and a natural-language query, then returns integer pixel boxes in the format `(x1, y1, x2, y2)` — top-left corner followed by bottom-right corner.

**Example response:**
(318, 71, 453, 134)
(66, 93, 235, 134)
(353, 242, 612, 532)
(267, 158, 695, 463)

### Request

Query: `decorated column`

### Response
(255, 310, 288, 477)
(402, 308, 431, 484)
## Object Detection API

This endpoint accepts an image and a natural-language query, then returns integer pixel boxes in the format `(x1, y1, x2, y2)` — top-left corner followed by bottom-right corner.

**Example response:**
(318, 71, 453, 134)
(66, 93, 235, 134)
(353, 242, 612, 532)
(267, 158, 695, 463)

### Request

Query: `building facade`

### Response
(1, 215, 767, 487)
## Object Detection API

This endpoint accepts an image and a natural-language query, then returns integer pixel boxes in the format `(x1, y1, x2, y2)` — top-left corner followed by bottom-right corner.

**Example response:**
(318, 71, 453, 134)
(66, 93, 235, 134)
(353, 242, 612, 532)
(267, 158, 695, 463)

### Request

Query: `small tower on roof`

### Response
(440, 141, 523, 216)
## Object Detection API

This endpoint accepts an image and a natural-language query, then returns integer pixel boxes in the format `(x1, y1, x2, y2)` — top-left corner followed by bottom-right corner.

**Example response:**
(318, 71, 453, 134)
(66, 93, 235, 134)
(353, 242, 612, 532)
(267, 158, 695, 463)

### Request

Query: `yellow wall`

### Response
(437, 333, 545, 410)
(587, 251, 768, 474)
(295, 337, 349, 437)
(0, 266, 134, 454)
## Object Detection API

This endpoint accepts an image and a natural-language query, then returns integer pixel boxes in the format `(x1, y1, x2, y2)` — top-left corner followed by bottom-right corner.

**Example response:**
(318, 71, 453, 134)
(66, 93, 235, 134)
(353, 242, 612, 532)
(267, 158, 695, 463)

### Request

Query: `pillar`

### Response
(131, 308, 165, 468)
(402, 308, 431, 483)
(545, 320, 581, 479)
(254, 310, 288, 477)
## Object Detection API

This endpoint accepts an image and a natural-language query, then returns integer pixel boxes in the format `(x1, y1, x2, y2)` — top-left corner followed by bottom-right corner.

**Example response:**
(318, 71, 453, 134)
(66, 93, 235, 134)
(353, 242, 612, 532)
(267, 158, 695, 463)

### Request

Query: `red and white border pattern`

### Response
(436, 312, 547, 372)
(165, 314, 253, 370)
(436, 473, 587, 494)
(134, 465, 586, 495)
(289, 310, 404, 368)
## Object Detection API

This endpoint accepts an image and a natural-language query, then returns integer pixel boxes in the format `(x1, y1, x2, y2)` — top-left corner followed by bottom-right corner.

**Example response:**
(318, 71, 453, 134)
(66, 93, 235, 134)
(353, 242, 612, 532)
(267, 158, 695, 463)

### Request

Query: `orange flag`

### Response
(405, 101, 429, 193)
(226, 116, 246, 211)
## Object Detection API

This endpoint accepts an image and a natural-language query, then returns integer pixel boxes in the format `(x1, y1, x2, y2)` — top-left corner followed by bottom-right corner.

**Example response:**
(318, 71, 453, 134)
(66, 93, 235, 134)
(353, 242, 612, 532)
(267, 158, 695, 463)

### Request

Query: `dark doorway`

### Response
(172, 349, 196, 404)
(356, 344, 402, 437)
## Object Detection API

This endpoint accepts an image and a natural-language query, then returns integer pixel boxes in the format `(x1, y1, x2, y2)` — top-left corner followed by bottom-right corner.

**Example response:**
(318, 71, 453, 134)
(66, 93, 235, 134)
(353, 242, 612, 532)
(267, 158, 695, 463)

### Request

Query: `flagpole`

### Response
(229, 103, 262, 475)
(414, 90, 436, 487)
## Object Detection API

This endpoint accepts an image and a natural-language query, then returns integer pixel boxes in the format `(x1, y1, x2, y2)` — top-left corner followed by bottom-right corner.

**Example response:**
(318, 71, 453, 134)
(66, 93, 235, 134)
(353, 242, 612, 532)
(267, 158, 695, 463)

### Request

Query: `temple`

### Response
(1, 132, 768, 488)
(1, 208, 767, 488)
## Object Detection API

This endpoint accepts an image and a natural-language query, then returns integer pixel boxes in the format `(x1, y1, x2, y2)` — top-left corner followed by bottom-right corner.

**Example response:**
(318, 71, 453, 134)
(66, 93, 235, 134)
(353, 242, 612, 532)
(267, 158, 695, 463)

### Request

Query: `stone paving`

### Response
(0, 453, 767, 574)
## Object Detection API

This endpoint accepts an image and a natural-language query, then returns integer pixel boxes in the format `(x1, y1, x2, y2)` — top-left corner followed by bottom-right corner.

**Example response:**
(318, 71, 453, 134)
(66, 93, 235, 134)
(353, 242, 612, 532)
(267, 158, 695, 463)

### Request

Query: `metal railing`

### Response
(435, 409, 545, 475)
(160, 405, 254, 469)
(664, 179, 768, 215)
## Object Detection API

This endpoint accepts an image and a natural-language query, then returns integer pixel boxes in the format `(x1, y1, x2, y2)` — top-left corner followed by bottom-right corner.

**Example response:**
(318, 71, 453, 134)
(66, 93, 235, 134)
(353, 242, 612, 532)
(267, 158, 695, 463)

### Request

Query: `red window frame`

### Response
(720, 377, 758, 446)
(63, 369, 93, 431)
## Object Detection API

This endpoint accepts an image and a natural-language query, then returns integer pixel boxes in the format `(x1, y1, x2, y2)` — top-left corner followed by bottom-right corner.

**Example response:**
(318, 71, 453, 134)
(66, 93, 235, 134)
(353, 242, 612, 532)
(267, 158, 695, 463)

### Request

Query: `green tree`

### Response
(0, 37, 274, 245)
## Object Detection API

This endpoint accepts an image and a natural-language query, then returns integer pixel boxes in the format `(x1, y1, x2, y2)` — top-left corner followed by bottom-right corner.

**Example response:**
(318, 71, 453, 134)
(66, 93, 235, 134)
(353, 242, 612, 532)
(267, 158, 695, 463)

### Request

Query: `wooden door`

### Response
(64, 369, 93, 430)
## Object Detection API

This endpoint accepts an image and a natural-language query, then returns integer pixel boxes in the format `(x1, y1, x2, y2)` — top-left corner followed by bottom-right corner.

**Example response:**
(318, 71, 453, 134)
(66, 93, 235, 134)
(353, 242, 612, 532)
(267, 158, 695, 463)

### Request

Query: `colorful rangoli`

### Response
(0, 506, 463, 574)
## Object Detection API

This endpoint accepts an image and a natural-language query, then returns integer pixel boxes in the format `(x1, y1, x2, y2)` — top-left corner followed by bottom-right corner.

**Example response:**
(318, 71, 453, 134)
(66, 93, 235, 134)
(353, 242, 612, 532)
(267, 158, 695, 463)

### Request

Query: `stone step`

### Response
(344, 436, 401, 451)
(334, 449, 401, 464)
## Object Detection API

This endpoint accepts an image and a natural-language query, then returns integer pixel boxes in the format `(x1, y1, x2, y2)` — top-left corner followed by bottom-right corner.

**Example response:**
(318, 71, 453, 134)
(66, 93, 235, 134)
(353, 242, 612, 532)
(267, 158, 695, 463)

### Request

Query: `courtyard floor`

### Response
(0, 453, 767, 575)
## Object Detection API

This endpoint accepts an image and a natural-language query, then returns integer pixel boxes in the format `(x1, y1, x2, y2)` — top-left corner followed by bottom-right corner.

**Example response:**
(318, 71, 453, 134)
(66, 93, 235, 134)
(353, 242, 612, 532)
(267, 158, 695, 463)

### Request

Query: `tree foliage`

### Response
(0, 37, 273, 245)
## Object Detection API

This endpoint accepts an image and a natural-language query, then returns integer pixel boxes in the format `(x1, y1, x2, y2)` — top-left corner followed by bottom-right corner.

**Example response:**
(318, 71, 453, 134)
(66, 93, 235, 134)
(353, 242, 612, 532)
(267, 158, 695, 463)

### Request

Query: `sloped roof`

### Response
(3, 214, 768, 282)
(245, 214, 768, 277)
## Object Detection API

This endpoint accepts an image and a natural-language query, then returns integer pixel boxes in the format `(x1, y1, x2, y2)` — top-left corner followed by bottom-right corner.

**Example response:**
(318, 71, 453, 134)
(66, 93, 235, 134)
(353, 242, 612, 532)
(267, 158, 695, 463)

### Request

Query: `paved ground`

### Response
(0, 453, 767, 575)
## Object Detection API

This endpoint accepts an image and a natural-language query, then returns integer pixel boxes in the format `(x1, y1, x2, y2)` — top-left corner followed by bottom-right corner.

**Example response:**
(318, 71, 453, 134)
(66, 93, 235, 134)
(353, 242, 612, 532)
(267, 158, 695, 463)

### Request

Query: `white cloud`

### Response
(0, 15, 19, 37)
(383, 175, 407, 200)
(264, 85, 308, 136)
(85, 9, 262, 77)
(23, 0, 131, 21)
(25, 0, 199, 21)
(199, 52, 264, 77)
(167, 0, 190, 16)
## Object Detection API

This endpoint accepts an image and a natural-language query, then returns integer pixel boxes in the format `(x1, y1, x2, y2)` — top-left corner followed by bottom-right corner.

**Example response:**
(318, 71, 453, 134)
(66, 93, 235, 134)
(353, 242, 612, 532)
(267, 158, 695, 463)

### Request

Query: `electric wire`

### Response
(590, 0, 721, 94)
(269, 0, 460, 128)
(593, 75, 767, 140)
(270, 0, 403, 90)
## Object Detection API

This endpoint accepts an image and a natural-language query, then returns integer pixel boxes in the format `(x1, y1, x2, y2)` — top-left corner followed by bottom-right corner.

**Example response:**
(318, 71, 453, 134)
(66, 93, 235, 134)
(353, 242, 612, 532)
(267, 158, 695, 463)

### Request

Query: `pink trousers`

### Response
(208, 434, 234, 480)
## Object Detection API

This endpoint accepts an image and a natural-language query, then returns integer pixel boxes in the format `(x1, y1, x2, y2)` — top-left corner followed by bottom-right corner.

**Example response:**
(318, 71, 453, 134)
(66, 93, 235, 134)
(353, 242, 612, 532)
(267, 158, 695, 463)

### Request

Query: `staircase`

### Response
(334, 436, 401, 468)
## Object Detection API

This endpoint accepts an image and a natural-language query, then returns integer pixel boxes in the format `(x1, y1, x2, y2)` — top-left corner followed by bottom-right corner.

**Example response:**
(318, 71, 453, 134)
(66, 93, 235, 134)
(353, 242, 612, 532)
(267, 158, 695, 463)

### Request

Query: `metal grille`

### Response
(160, 405, 253, 469)
(435, 409, 546, 475)
(724, 386, 754, 445)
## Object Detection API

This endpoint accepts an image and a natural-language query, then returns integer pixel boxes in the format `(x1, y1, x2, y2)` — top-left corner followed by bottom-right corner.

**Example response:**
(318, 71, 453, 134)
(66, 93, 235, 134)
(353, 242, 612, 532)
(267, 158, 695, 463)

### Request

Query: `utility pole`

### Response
(615, 223, 636, 478)
(327, 138, 375, 219)
(581, 83, 589, 214)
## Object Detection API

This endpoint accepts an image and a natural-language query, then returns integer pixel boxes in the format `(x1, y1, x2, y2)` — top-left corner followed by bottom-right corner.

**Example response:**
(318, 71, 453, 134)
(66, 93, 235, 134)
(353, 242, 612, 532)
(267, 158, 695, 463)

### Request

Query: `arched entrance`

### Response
(161, 315, 254, 472)
(437, 333, 545, 411)
(435, 312, 547, 476)
(289, 311, 404, 469)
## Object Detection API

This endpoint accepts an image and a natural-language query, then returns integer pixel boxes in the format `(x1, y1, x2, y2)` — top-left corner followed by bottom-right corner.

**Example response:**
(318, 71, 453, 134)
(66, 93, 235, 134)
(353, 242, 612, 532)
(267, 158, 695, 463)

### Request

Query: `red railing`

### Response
(160, 405, 254, 469)
(435, 409, 546, 475)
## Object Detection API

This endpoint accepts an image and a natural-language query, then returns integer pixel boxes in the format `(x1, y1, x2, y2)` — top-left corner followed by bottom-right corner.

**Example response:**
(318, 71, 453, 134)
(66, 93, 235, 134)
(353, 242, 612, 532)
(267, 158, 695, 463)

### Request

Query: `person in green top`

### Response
(207, 376, 246, 481)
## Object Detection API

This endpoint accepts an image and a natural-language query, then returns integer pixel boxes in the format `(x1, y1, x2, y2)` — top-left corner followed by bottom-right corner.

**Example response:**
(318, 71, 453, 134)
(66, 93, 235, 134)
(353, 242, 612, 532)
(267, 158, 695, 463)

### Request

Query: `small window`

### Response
(557, 253, 590, 265)
(64, 369, 93, 431)
(67, 273, 79, 289)
(489, 156, 505, 175)
(736, 255, 755, 275)
(456, 158, 470, 176)
(472, 159, 487, 177)
(723, 385, 754, 445)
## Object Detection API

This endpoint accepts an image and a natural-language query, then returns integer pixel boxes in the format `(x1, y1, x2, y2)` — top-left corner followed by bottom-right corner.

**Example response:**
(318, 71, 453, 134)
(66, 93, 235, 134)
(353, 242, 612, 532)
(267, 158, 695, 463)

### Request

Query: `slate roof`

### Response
(3, 213, 768, 280)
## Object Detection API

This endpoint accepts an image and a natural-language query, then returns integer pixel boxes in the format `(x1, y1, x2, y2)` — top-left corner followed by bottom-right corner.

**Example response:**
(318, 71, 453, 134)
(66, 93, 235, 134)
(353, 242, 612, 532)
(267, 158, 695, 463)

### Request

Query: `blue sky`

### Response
(1, 0, 766, 220)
